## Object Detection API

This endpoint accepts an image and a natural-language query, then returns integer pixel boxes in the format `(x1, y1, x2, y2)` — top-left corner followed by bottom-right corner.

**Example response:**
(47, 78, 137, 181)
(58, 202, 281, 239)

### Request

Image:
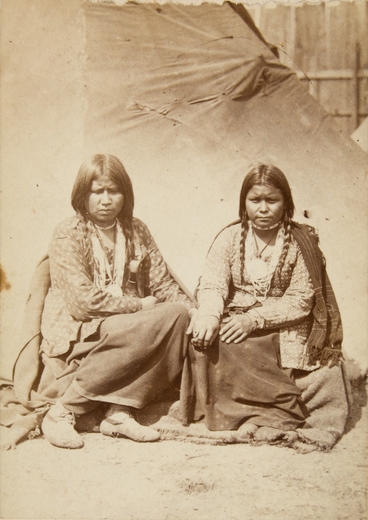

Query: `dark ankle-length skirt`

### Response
(37, 302, 190, 413)
(180, 330, 306, 431)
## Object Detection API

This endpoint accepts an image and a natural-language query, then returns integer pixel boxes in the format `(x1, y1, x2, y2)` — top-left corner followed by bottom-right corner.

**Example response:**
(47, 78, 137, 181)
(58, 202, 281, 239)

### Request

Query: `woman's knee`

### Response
(157, 302, 190, 323)
(148, 302, 190, 331)
(100, 314, 127, 335)
(100, 303, 189, 336)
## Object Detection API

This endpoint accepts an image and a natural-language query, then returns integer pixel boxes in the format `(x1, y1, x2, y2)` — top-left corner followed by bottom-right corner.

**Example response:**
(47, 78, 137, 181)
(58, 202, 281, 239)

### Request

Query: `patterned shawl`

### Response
(291, 223, 343, 367)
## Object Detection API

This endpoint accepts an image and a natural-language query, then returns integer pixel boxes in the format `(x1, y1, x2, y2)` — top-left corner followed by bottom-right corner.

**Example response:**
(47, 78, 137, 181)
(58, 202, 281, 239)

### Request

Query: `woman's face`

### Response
(245, 183, 285, 229)
(85, 174, 124, 228)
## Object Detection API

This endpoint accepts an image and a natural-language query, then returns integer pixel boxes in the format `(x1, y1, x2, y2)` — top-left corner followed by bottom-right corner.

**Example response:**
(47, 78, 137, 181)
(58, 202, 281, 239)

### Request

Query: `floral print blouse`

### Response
(197, 223, 316, 370)
(41, 216, 194, 358)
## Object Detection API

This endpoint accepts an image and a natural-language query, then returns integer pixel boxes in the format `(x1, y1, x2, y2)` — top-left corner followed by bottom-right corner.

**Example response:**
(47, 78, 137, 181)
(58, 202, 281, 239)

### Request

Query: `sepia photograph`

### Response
(0, 0, 367, 518)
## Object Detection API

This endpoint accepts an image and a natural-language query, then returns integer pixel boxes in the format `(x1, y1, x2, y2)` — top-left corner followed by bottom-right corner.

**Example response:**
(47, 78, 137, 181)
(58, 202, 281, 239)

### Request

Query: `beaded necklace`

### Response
(94, 219, 117, 231)
(91, 220, 126, 298)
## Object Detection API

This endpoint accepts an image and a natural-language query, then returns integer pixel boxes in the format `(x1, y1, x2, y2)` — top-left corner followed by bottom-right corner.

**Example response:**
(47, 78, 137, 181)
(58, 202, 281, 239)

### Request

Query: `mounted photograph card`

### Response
(1, 1, 367, 519)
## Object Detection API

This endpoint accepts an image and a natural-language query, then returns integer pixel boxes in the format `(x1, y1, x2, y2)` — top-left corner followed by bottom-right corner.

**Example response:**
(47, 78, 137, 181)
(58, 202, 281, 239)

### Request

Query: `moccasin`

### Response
(42, 402, 84, 449)
(100, 416, 160, 442)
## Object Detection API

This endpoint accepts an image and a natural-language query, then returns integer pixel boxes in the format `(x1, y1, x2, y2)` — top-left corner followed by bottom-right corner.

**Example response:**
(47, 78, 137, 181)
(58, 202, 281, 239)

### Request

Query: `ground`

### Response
(1, 380, 367, 520)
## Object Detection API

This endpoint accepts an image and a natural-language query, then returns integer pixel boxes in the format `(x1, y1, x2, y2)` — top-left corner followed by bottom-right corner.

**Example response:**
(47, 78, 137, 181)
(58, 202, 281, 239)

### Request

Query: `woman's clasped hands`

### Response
(187, 310, 254, 349)
(219, 314, 254, 344)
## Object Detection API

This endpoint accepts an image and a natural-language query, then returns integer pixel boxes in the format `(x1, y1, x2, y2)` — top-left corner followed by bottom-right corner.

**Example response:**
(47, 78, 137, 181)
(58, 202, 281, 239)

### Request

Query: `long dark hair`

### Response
(71, 154, 135, 267)
(238, 164, 295, 283)
(71, 154, 134, 242)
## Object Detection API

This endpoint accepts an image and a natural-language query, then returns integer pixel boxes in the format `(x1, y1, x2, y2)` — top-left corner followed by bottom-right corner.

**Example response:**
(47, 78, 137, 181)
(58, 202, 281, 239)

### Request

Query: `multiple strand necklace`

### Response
(249, 219, 282, 259)
(245, 223, 284, 301)
(92, 220, 124, 298)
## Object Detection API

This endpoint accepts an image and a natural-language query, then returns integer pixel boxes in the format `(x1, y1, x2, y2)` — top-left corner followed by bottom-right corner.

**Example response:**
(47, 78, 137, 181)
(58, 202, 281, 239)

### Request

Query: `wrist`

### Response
(198, 310, 221, 320)
(246, 310, 264, 331)
(202, 314, 220, 321)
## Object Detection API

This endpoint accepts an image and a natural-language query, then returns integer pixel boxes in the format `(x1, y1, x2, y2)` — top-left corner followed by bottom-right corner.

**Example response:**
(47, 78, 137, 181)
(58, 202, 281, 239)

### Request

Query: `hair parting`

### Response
(71, 154, 136, 267)
(238, 164, 295, 285)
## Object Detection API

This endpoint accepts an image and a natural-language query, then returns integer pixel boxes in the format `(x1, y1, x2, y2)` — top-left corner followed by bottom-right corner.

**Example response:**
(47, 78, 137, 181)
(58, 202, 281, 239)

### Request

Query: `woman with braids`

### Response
(38, 154, 197, 449)
(180, 164, 347, 448)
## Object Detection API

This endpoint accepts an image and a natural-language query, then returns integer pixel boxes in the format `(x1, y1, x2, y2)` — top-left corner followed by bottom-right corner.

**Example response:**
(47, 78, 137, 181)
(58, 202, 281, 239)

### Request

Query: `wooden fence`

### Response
(247, 1, 368, 135)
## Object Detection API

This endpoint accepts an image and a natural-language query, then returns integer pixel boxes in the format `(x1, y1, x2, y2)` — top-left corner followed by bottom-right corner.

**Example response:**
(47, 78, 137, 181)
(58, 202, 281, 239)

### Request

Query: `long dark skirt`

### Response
(180, 330, 306, 431)
(38, 302, 190, 412)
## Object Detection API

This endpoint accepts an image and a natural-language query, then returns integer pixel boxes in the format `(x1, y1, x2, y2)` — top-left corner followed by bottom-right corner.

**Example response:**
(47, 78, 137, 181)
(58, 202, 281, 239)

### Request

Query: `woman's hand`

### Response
(220, 314, 254, 344)
(141, 296, 158, 308)
(190, 315, 220, 349)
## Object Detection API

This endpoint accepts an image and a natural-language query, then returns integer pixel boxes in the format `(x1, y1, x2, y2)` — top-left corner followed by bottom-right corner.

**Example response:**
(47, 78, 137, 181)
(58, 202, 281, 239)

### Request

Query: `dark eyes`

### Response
(249, 198, 278, 203)
(91, 189, 121, 195)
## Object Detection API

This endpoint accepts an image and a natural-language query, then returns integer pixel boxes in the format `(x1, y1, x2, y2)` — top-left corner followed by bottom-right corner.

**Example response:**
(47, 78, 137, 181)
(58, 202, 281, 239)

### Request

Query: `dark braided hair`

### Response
(71, 154, 135, 264)
(238, 164, 295, 284)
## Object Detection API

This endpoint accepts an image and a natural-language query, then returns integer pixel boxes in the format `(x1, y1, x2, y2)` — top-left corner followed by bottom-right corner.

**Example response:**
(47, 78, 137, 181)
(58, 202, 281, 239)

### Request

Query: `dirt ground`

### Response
(1, 379, 367, 520)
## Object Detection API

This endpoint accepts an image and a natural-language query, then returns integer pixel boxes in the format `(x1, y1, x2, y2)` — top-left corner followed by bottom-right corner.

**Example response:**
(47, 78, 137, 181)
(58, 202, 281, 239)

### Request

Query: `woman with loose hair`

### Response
(39, 154, 197, 449)
(180, 163, 347, 450)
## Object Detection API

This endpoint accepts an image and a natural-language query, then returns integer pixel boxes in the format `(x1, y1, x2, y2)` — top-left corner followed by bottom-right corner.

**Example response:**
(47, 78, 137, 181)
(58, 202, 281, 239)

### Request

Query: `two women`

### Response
(12, 156, 347, 450)
(39, 154, 196, 448)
